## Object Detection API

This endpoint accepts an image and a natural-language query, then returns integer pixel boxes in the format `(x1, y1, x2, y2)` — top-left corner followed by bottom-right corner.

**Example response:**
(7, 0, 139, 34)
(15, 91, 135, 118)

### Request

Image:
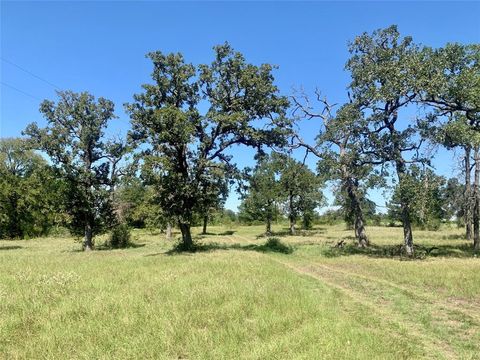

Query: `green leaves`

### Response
(442, 115, 480, 148)
(388, 166, 447, 230)
(126, 44, 290, 238)
(239, 153, 323, 229)
(239, 155, 280, 226)
(23, 91, 118, 240)
(0, 138, 66, 238)
(419, 43, 480, 126)
(347, 25, 418, 106)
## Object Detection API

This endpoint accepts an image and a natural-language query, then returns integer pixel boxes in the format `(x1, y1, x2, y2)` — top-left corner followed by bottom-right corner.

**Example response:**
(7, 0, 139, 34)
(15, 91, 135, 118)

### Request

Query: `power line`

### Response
(1, 81, 42, 101)
(1, 57, 61, 90)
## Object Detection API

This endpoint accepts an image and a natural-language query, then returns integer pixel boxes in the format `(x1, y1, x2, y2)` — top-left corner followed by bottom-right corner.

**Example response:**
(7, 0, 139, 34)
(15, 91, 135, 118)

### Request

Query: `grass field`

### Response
(1, 224, 479, 359)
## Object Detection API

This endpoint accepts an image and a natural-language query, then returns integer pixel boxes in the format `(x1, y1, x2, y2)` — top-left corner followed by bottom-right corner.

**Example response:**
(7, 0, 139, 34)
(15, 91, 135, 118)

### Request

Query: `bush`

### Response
(171, 238, 199, 252)
(421, 219, 442, 231)
(262, 237, 293, 254)
(108, 224, 132, 248)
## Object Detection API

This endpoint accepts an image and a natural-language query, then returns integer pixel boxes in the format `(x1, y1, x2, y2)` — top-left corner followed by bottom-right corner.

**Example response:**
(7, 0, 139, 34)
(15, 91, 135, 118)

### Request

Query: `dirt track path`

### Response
(305, 261, 480, 323)
(270, 257, 477, 360)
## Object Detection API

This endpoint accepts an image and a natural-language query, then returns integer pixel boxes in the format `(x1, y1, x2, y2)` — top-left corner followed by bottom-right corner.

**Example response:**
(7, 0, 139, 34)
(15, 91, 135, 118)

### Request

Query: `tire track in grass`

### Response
(232, 234, 256, 243)
(306, 261, 480, 324)
(302, 263, 480, 344)
(270, 258, 458, 360)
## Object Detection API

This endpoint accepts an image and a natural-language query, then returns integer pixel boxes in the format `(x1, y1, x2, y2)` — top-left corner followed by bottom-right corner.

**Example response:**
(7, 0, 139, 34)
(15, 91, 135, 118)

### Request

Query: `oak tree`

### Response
(126, 44, 289, 249)
(346, 25, 423, 255)
(276, 155, 324, 234)
(292, 94, 376, 247)
(24, 91, 118, 250)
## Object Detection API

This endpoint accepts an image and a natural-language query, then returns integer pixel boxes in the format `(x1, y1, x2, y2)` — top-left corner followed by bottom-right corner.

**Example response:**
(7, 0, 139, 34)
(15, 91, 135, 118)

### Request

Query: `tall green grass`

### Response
(1, 224, 478, 359)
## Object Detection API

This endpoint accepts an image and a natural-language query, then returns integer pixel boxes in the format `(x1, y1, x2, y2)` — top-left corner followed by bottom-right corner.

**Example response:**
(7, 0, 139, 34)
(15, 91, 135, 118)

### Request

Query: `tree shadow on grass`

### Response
(96, 243, 147, 251)
(0, 245, 23, 251)
(255, 227, 327, 239)
(197, 230, 237, 238)
(67, 243, 147, 252)
(141, 230, 181, 237)
(322, 241, 476, 260)
(441, 233, 466, 241)
(162, 237, 294, 256)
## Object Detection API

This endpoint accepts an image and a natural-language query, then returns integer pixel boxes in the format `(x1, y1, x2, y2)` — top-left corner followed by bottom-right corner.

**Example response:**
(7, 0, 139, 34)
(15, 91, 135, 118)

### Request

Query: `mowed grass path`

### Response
(1, 225, 479, 359)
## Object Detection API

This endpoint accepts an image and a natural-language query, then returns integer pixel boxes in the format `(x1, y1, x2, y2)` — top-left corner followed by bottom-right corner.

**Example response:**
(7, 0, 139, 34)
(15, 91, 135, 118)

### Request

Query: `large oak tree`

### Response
(24, 91, 118, 250)
(126, 44, 289, 249)
(346, 26, 424, 255)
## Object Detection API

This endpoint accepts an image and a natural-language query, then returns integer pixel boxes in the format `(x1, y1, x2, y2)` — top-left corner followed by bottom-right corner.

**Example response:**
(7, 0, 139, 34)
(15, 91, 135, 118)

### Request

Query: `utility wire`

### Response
(1, 57, 62, 90)
(1, 81, 42, 101)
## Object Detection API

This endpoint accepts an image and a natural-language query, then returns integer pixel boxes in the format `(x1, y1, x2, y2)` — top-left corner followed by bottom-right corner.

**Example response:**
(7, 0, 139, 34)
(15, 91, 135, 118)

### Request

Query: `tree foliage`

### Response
(3, 27, 478, 254)
(387, 166, 446, 230)
(346, 25, 424, 254)
(238, 155, 281, 234)
(239, 153, 323, 234)
(126, 43, 290, 249)
(0, 138, 65, 238)
(419, 43, 480, 127)
(24, 91, 118, 250)
(277, 154, 324, 232)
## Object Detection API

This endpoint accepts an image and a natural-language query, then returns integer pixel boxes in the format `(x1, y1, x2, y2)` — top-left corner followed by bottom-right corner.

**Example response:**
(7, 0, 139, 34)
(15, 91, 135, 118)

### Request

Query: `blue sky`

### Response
(1, 1, 479, 211)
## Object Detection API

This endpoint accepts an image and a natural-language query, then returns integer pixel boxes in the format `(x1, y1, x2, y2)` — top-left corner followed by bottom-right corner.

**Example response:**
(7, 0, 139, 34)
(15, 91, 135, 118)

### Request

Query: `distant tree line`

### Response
(0, 26, 478, 254)
(237, 152, 324, 235)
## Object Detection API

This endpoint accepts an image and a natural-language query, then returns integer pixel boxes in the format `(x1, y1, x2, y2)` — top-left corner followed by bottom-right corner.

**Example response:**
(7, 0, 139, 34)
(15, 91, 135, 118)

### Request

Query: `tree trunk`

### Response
(386, 114, 414, 256)
(473, 146, 480, 252)
(396, 162, 414, 256)
(345, 179, 369, 247)
(83, 150, 94, 251)
(166, 222, 172, 240)
(9, 191, 21, 238)
(465, 146, 473, 240)
(288, 192, 296, 235)
(266, 217, 272, 236)
(202, 215, 208, 235)
(401, 209, 414, 256)
(84, 221, 93, 251)
(354, 215, 369, 248)
(179, 222, 193, 250)
(289, 216, 296, 235)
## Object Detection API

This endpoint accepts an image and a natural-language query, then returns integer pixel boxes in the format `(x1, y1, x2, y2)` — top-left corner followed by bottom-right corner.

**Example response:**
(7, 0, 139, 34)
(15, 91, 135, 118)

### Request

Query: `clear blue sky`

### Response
(1, 1, 479, 211)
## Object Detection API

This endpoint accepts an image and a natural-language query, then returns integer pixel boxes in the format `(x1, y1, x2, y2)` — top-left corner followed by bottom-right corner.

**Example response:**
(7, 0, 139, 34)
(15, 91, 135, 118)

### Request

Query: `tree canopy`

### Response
(126, 43, 290, 249)
(24, 91, 118, 250)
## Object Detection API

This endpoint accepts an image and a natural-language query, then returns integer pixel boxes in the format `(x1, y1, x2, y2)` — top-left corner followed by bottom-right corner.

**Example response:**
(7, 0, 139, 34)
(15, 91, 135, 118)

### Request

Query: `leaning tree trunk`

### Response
(202, 215, 208, 235)
(465, 146, 473, 240)
(386, 114, 414, 256)
(345, 179, 369, 248)
(473, 146, 480, 252)
(178, 222, 193, 250)
(84, 221, 93, 251)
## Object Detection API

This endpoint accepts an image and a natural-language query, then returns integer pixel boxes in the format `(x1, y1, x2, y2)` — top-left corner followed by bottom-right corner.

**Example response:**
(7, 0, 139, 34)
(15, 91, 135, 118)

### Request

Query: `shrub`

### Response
(262, 237, 293, 254)
(108, 223, 132, 249)
(425, 219, 442, 231)
(170, 238, 199, 252)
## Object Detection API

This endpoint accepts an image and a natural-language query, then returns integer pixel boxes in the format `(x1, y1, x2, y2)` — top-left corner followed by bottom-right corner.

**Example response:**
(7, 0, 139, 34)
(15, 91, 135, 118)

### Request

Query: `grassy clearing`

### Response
(1, 224, 479, 359)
